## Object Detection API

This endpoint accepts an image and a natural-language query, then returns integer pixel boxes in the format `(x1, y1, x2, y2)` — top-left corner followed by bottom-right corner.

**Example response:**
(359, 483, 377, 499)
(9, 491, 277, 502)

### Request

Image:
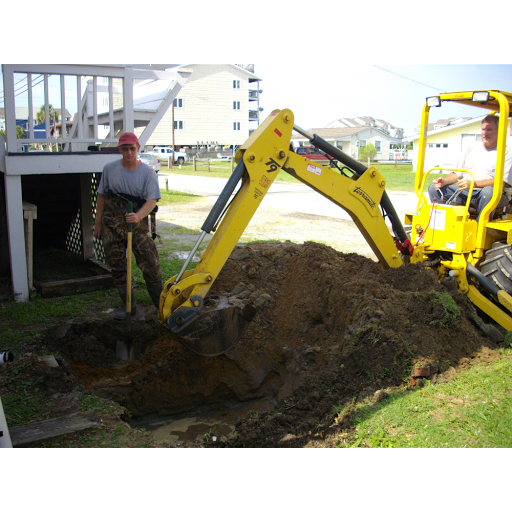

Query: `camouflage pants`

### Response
(101, 194, 162, 286)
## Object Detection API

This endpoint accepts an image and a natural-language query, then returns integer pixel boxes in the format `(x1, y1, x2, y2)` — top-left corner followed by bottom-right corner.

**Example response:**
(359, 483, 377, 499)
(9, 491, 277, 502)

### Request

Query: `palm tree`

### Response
(36, 104, 59, 151)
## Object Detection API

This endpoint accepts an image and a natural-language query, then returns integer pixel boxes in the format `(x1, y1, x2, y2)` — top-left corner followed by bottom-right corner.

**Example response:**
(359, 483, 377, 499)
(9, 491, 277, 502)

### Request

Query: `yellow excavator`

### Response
(158, 89, 512, 356)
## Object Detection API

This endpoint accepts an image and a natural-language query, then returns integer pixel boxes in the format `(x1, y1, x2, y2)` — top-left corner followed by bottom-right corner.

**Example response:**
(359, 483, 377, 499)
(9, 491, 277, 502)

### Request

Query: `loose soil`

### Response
(1, 199, 504, 447)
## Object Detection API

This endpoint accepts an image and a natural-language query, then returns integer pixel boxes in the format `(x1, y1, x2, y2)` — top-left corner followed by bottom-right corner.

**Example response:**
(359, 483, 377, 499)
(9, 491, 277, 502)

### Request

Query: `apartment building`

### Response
(139, 64, 262, 152)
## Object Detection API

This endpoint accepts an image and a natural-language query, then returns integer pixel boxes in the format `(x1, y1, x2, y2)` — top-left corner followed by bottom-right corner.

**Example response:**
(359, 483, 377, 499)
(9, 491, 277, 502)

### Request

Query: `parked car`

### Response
(295, 146, 329, 162)
(150, 147, 189, 165)
(138, 153, 161, 172)
(294, 146, 337, 167)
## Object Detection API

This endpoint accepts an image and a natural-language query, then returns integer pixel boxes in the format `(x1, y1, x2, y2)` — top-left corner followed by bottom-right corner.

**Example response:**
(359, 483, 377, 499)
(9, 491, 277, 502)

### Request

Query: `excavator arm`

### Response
(158, 109, 412, 355)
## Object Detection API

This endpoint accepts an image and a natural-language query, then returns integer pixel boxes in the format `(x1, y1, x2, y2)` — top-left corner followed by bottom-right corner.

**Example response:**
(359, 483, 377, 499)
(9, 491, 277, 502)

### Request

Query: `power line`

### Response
(373, 65, 446, 93)
(0, 73, 44, 104)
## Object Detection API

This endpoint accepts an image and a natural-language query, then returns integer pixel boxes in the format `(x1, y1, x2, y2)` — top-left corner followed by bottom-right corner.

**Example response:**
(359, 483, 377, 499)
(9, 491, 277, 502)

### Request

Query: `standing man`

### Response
(428, 114, 512, 221)
(94, 132, 162, 319)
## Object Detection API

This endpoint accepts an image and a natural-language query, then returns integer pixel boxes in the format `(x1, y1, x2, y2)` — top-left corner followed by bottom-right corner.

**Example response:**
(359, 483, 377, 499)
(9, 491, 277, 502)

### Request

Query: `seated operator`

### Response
(428, 114, 512, 221)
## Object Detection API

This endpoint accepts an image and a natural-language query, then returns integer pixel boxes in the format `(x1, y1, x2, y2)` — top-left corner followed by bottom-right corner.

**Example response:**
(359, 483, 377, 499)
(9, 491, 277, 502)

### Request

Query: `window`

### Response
(233, 101, 240, 110)
(102, 98, 109, 107)
(173, 98, 183, 108)
(375, 140, 382, 153)
(359, 140, 366, 147)
(174, 120, 184, 130)
(233, 80, 240, 89)
(233, 122, 240, 130)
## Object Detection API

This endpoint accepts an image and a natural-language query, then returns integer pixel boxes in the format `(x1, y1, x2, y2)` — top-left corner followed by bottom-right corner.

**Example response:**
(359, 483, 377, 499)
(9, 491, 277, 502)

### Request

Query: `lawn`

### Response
(161, 159, 420, 192)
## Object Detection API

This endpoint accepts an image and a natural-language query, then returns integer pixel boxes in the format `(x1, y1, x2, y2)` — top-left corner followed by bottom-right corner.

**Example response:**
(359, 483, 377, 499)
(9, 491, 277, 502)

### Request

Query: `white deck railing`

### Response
(2, 64, 191, 153)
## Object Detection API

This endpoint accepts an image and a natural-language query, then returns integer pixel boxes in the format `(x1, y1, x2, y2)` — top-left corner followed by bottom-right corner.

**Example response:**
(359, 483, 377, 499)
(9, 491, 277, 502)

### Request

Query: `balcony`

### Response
(249, 110, 259, 120)
(249, 89, 260, 100)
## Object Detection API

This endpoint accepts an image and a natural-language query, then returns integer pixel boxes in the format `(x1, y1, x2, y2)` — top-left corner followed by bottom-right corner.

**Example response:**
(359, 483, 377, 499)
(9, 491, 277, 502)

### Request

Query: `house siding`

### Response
(406, 117, 512, 171)
(144, 64, 257, 148)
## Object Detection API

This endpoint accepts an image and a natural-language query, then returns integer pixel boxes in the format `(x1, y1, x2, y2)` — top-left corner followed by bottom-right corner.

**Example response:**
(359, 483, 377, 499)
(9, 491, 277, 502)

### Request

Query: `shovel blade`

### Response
(173, 302, 256, 357)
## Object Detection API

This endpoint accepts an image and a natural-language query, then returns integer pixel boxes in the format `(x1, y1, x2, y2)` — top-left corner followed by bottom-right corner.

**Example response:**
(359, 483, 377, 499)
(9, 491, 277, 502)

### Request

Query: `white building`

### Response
(292, 123, 403, 161)
(138, 64, 263, 152)
(404, 116, 512, 172)
(325, 116, 404, 139)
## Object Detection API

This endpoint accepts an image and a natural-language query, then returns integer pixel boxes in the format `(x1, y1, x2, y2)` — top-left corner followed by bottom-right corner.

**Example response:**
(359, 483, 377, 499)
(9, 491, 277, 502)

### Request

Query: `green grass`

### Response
(161, 160, 419, 192)
(338, 348, 512, 448)
(158, 188, 203, 206)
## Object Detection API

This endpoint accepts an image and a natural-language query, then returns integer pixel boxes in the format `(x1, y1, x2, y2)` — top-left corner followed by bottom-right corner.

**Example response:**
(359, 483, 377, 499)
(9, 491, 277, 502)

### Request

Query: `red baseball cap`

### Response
(118, 132, 139, 146)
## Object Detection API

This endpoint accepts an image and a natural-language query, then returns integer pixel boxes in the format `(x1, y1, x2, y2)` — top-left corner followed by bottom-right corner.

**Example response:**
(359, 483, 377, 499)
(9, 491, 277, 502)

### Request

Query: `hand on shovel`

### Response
(125, 210, 139, 224)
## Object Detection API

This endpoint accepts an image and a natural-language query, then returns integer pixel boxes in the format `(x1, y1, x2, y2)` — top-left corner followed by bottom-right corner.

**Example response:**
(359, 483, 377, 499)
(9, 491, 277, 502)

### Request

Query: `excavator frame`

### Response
(406, 90, 512, 331)
(159, 91, 512, 355)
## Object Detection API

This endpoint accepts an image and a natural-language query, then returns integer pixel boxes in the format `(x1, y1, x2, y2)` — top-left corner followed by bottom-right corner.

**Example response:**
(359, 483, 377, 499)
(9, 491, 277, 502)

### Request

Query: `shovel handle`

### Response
(126, 201, 133, 314)
(127, 201, 133, 234)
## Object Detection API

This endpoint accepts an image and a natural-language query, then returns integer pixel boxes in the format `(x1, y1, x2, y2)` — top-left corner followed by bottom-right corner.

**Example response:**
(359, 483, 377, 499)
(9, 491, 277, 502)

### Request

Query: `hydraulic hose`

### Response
(466, 262, 501, 298)
(293, 124, 410, 245)
(201, 158, 247, 233)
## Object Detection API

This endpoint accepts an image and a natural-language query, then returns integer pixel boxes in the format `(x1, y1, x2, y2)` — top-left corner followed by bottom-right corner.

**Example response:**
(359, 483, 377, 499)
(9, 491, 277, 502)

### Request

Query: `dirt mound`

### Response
(41, 241, 502, 447)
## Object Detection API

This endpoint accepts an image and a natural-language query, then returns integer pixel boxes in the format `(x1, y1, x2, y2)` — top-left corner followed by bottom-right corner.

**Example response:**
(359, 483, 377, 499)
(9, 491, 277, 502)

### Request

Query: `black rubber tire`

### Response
(480, 241, 512, 294)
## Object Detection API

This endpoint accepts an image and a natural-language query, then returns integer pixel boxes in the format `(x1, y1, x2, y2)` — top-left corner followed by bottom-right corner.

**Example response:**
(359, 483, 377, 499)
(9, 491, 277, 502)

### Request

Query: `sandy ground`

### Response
(156, 197, 384, 261)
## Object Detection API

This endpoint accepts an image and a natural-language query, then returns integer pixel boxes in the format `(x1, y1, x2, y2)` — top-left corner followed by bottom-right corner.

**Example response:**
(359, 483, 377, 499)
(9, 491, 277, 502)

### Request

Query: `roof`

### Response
(292, 126, 368, 140)
(292, 125, 396, 141)
(404, 115, 484, 142)
(325, 116, 402, 131)
(0, 107, 72, 120)
(181, 63, 262, 82)
(427, 117, 472, 131)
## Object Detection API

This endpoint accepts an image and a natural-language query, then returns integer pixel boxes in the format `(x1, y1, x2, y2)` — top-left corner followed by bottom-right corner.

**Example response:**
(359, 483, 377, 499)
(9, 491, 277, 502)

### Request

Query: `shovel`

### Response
(116, 202, 141, 361)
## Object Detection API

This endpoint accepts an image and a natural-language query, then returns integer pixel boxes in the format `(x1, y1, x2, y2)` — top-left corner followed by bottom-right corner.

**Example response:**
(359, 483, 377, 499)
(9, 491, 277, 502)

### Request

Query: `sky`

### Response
(3, 64, 512, 137)
(253, 63, 512, 135)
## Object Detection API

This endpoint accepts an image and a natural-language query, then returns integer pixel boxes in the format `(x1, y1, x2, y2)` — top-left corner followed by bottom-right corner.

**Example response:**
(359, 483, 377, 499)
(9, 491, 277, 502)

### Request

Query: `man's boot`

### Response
(114, 284, 137, 320)
(146, 280, 163, 309)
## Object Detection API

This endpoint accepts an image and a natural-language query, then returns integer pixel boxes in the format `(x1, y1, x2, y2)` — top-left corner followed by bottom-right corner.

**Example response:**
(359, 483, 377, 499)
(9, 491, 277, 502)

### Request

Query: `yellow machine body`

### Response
(160, 90, 512, 353)
(405, 90, 512, 330)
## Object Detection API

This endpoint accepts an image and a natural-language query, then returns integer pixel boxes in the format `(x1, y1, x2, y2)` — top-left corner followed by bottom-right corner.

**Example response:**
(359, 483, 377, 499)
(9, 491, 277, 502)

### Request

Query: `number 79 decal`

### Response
(265, 158, 280, 173)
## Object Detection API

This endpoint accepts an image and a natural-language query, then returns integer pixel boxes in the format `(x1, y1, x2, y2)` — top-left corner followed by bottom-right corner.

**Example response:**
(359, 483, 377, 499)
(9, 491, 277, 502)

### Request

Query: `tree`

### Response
(36, 104, 59, 125)
(36, 104, 60, 151)
(359, 143, 377, 166)
(0, 126, 26, 138)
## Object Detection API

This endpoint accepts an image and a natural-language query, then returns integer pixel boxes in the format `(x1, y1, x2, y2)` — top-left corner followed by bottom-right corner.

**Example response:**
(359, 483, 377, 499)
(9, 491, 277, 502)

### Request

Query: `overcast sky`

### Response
(254, 64, 512, 135)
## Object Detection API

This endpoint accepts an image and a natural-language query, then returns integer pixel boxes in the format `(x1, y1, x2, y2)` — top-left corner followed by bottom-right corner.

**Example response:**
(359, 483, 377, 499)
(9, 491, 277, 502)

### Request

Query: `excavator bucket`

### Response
(169, 297, 257, 357)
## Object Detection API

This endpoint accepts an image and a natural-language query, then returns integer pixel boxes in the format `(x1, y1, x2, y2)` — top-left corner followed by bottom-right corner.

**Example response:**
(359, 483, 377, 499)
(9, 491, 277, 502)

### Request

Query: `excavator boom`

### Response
(158, 109, 411, 355)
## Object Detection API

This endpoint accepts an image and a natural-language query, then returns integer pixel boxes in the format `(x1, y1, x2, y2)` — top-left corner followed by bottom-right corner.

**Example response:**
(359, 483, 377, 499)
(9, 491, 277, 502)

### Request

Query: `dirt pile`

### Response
(41, 241, 502, 447)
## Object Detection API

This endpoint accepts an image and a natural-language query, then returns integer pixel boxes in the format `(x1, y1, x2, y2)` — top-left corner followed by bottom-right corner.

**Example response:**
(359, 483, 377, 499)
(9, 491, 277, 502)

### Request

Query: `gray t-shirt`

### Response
(97, 159, 161, 201)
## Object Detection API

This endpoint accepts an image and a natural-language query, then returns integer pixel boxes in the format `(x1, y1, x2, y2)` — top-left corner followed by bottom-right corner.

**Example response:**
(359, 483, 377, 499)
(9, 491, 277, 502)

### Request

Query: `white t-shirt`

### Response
(456, 142, 512, 190)
(98, 159, 161, 201)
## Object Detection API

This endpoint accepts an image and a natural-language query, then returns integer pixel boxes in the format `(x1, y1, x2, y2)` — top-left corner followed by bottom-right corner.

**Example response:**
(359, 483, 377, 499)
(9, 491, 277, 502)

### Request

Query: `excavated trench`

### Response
(42, 242, 505, 447)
